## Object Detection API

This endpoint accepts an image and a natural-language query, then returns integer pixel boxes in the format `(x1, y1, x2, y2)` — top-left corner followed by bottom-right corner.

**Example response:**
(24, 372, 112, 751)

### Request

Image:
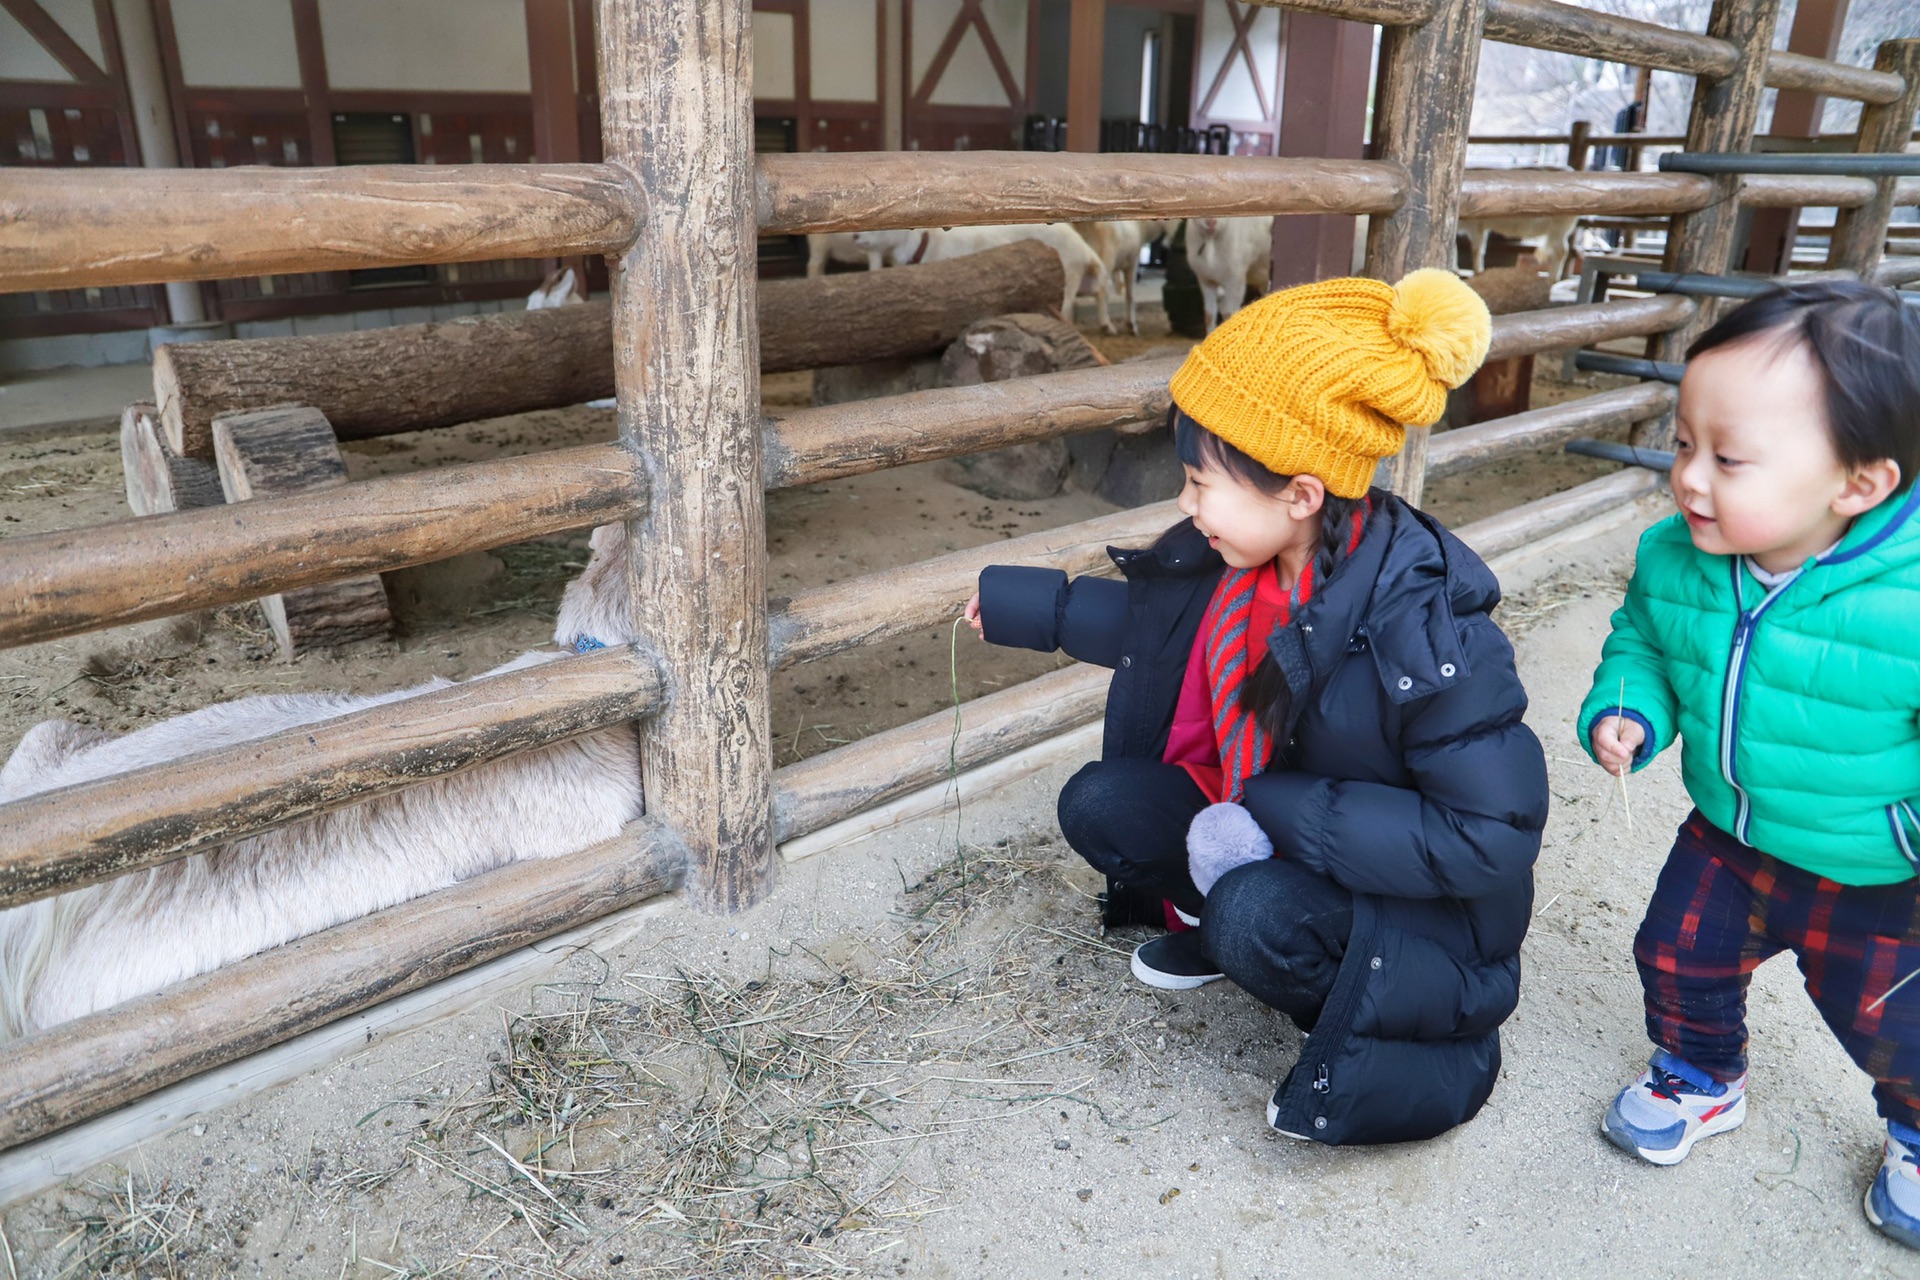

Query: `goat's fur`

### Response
(805, 231, 887, 278)
(1072, 220, 1171, 336)
(0, 524, 644, 1042)
(1184, 217, 1274, 333)
(851, 224, 1108, 320)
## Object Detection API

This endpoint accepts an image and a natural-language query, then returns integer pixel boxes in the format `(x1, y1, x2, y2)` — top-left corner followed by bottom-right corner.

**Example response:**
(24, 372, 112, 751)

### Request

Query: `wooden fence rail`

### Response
(0, 443, 643, 650)
(1427, 383, 1677, 480)
(0, 646, 662, 910)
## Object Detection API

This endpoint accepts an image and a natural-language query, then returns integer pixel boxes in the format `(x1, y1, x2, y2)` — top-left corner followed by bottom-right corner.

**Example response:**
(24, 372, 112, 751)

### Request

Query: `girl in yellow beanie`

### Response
(963, 269, 1547, 1145)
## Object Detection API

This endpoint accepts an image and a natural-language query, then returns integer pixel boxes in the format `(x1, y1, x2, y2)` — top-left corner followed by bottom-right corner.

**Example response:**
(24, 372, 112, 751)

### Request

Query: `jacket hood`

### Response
(1803, 481, 1920, 603)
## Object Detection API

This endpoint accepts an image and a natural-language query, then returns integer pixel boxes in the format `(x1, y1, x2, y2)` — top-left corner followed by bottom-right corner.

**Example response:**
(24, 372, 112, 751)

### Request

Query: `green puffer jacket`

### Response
(1578, 487, 1920, 886)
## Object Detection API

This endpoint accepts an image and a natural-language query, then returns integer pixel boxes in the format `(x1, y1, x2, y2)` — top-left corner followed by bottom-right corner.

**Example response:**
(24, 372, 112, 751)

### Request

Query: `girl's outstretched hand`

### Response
(1591, 715, 1645, 777)
(963, 591, 984, 635)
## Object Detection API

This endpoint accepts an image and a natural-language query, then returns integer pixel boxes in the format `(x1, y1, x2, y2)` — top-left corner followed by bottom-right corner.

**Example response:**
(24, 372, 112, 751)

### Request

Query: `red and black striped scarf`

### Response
(1197, 502, 1369, 802)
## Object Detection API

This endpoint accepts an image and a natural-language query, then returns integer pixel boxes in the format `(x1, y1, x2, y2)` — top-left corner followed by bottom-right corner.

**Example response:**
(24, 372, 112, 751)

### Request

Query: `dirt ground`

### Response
(0, 307, 1780, 1280)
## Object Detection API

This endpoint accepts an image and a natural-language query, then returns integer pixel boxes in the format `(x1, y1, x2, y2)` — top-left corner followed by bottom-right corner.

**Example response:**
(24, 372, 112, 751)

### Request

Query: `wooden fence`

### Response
(0, 0, 1915, 1154)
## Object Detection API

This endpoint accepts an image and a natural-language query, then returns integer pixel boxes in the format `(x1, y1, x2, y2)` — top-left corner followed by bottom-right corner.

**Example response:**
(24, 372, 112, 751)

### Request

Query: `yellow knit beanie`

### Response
(1168, 269, 1492, 498)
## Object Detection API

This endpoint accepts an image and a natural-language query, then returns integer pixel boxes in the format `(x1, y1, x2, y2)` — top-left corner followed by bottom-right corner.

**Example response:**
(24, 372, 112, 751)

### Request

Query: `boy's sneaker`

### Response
(1600, 1049, 1746, 1166)
(1864, 1122, 1920, 1250)
(1130, 931, 1224, 990)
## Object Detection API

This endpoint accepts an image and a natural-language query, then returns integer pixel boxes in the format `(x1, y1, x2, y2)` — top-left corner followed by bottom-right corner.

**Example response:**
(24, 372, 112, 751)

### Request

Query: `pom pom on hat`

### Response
(1386, 268, 1492, 390)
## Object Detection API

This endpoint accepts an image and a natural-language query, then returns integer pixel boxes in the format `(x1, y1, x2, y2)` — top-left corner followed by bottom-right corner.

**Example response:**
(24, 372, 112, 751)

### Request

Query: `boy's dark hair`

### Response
(1687, 280, 1920, 491)
(1169, 407, 1369, 738)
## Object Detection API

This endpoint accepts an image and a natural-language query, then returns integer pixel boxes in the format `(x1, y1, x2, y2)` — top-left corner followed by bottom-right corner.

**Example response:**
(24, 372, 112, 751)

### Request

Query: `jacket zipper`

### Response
(1718, 560, 1807, 844)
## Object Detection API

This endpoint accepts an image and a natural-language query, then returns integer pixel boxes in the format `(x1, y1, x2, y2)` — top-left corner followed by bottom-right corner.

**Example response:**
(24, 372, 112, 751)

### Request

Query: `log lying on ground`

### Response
(153, 240, 1066, 458)
(0, 819, 683, 1154)
(1428, 383, 1677, 481)
(772, 663, 1108, 843)
(212, 406, 393, 658)
(769, 501, 1177, 669)
(120, 402, 221, 516)
(0, 645, 660, 910)
(0, 442, 642, 650)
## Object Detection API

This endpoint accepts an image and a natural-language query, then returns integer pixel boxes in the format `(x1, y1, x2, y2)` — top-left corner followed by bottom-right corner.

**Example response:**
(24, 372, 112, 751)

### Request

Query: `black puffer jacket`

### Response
(978, 494, 1547, 1145)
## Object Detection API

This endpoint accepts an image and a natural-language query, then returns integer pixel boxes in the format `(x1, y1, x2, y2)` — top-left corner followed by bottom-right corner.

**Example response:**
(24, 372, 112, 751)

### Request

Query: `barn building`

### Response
(2, 0, 1361, 370)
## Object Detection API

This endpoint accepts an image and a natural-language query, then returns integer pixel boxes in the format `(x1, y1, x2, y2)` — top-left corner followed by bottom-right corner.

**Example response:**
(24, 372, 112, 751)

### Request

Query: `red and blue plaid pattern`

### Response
(1635, 810, 1920, 1126)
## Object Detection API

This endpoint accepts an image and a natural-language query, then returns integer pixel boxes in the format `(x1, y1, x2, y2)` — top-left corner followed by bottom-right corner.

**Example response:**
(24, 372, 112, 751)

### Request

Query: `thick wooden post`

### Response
(1067, 0, 1106, 153)
(1362, 0, 1489, 506)
(1827, 41, 1920, 276)
(1742, 0, 1850, 274)
(1270, 10, 1375, 289)
(1643, 0, 1784, 444)
(599, 0, 775, 912)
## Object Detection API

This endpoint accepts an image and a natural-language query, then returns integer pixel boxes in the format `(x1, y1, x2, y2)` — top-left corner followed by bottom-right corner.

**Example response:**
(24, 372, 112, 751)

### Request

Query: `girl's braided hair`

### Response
(1166, 407, 1368, 738)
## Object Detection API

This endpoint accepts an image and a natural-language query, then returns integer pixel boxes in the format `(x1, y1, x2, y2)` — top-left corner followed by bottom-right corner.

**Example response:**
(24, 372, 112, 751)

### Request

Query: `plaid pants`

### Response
(1635, 811, 1920, 1126)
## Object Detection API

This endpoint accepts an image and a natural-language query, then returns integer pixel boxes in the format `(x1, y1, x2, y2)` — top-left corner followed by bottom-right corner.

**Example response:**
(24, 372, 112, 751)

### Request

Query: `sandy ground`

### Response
(0, 311, 1832, 1279)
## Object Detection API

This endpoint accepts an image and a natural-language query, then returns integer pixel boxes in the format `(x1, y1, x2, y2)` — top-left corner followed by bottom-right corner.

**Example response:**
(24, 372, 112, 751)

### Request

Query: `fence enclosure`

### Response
(0, 0, 1915, 1156)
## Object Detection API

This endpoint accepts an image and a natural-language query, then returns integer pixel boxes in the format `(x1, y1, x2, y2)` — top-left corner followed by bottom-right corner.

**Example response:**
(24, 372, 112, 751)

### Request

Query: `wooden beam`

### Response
(1739, 173, 1879, 208)
(0, 442, 642, 650)
(1647, 0, 1784, 447)
(1270, 9, 1375, 289)
(601, 0, 774, 913)
(1364, 0, 1487, 506)
(1484, 295, 1695, 361)
(755, 152, 1406, 233)
(772, 664, 1108, 843)
(1767, 48, 1907, 105)
(769, 502, 1177, 670)
(1426, 382, 1676, 480)
(1453, 467, 1665, 561)
(211, 406, 393, 658)
(151, 244, 1061, 457)
(1066, 0, 1106, 153)
(0, 0, 109, 83)
(1743, 0, 1850, 274)
(1480, 0, 1734, 79)
(0, 820, 683, 1154)
(525, 0, 582, 166)
(1827, 41, 1920, 275)
(766, 355, 1179, 490)
(0, 164, 641, 292)
(0, 646, 661, 910)
(289, 0, 335, 166)
(1244, 0, 1438, 25)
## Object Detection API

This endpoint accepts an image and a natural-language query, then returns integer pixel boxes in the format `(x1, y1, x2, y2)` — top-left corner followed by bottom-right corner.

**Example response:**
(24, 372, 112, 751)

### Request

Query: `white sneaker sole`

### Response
(1602, 1093, 1746, 1166)
(1265, 1095, 1312, 1140)
(1129, 947, 1223, 991)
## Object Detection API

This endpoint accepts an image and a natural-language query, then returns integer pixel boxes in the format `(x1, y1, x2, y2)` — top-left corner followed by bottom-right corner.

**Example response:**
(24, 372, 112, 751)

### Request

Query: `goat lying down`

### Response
(0, 524, 642, 1042)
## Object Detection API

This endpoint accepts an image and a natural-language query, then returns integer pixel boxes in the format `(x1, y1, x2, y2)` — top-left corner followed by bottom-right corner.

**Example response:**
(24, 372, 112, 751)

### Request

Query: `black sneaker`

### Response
(1130, 931, 1225, 990)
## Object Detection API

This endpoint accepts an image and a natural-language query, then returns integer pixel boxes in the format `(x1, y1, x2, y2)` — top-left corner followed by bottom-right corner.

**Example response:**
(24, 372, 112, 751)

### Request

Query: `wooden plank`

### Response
(1827, 42, 1920, 275)
(773, 663, 1108, 843)
(1427, 382, 1676, 480)
(1768, 48, 1908, 106)
(0, 164, 641, 292)
(1364, 0, 1488, 507)
(766, 355, 1178, 490)
(119, 401, 221, 516)
(755, 152, 1406, 234)
(0, 442, 641, 650)
(1454, 467, 1665, 561)
(1485, 295, 1695, 361)
(1459, 170, 1712, 218)
(152, 242, 1064, 458)
(601, 0, 774, 913)
(1648, 0, 1784, 414)
(212, 406, 392, 658)
(0, 645, 661, 910)
(1065, 0, 1105, 154)
(769, 502, 1177, 670)
(0, 820, 683, 1154)
(1480, 0, 1735, 78)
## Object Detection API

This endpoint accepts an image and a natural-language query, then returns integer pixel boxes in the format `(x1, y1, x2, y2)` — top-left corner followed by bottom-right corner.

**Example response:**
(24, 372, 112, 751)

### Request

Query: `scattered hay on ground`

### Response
(1493, 566, 1631, 641)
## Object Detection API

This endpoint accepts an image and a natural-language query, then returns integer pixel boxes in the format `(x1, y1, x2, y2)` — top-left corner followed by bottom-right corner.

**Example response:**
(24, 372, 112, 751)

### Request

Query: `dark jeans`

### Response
(1637, 810, 1920, 1126)
(1057, 758, 1353, 1025)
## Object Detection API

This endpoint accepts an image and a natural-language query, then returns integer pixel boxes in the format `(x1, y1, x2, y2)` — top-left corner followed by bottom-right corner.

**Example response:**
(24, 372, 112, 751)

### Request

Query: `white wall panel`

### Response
(171, 0, 303, 89)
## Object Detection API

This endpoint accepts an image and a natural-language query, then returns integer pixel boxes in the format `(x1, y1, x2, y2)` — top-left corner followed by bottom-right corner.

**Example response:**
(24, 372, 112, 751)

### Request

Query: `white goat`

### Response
(1073, 220, 1171, 336)
(1458, 212, 1581, 280)
(851, 224, 1108, 321)
(1184, 217, 1274, 333)
(525, 267, 586, 310)
(805, 232, 888, 278)
(0, 524, 643, 1042)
